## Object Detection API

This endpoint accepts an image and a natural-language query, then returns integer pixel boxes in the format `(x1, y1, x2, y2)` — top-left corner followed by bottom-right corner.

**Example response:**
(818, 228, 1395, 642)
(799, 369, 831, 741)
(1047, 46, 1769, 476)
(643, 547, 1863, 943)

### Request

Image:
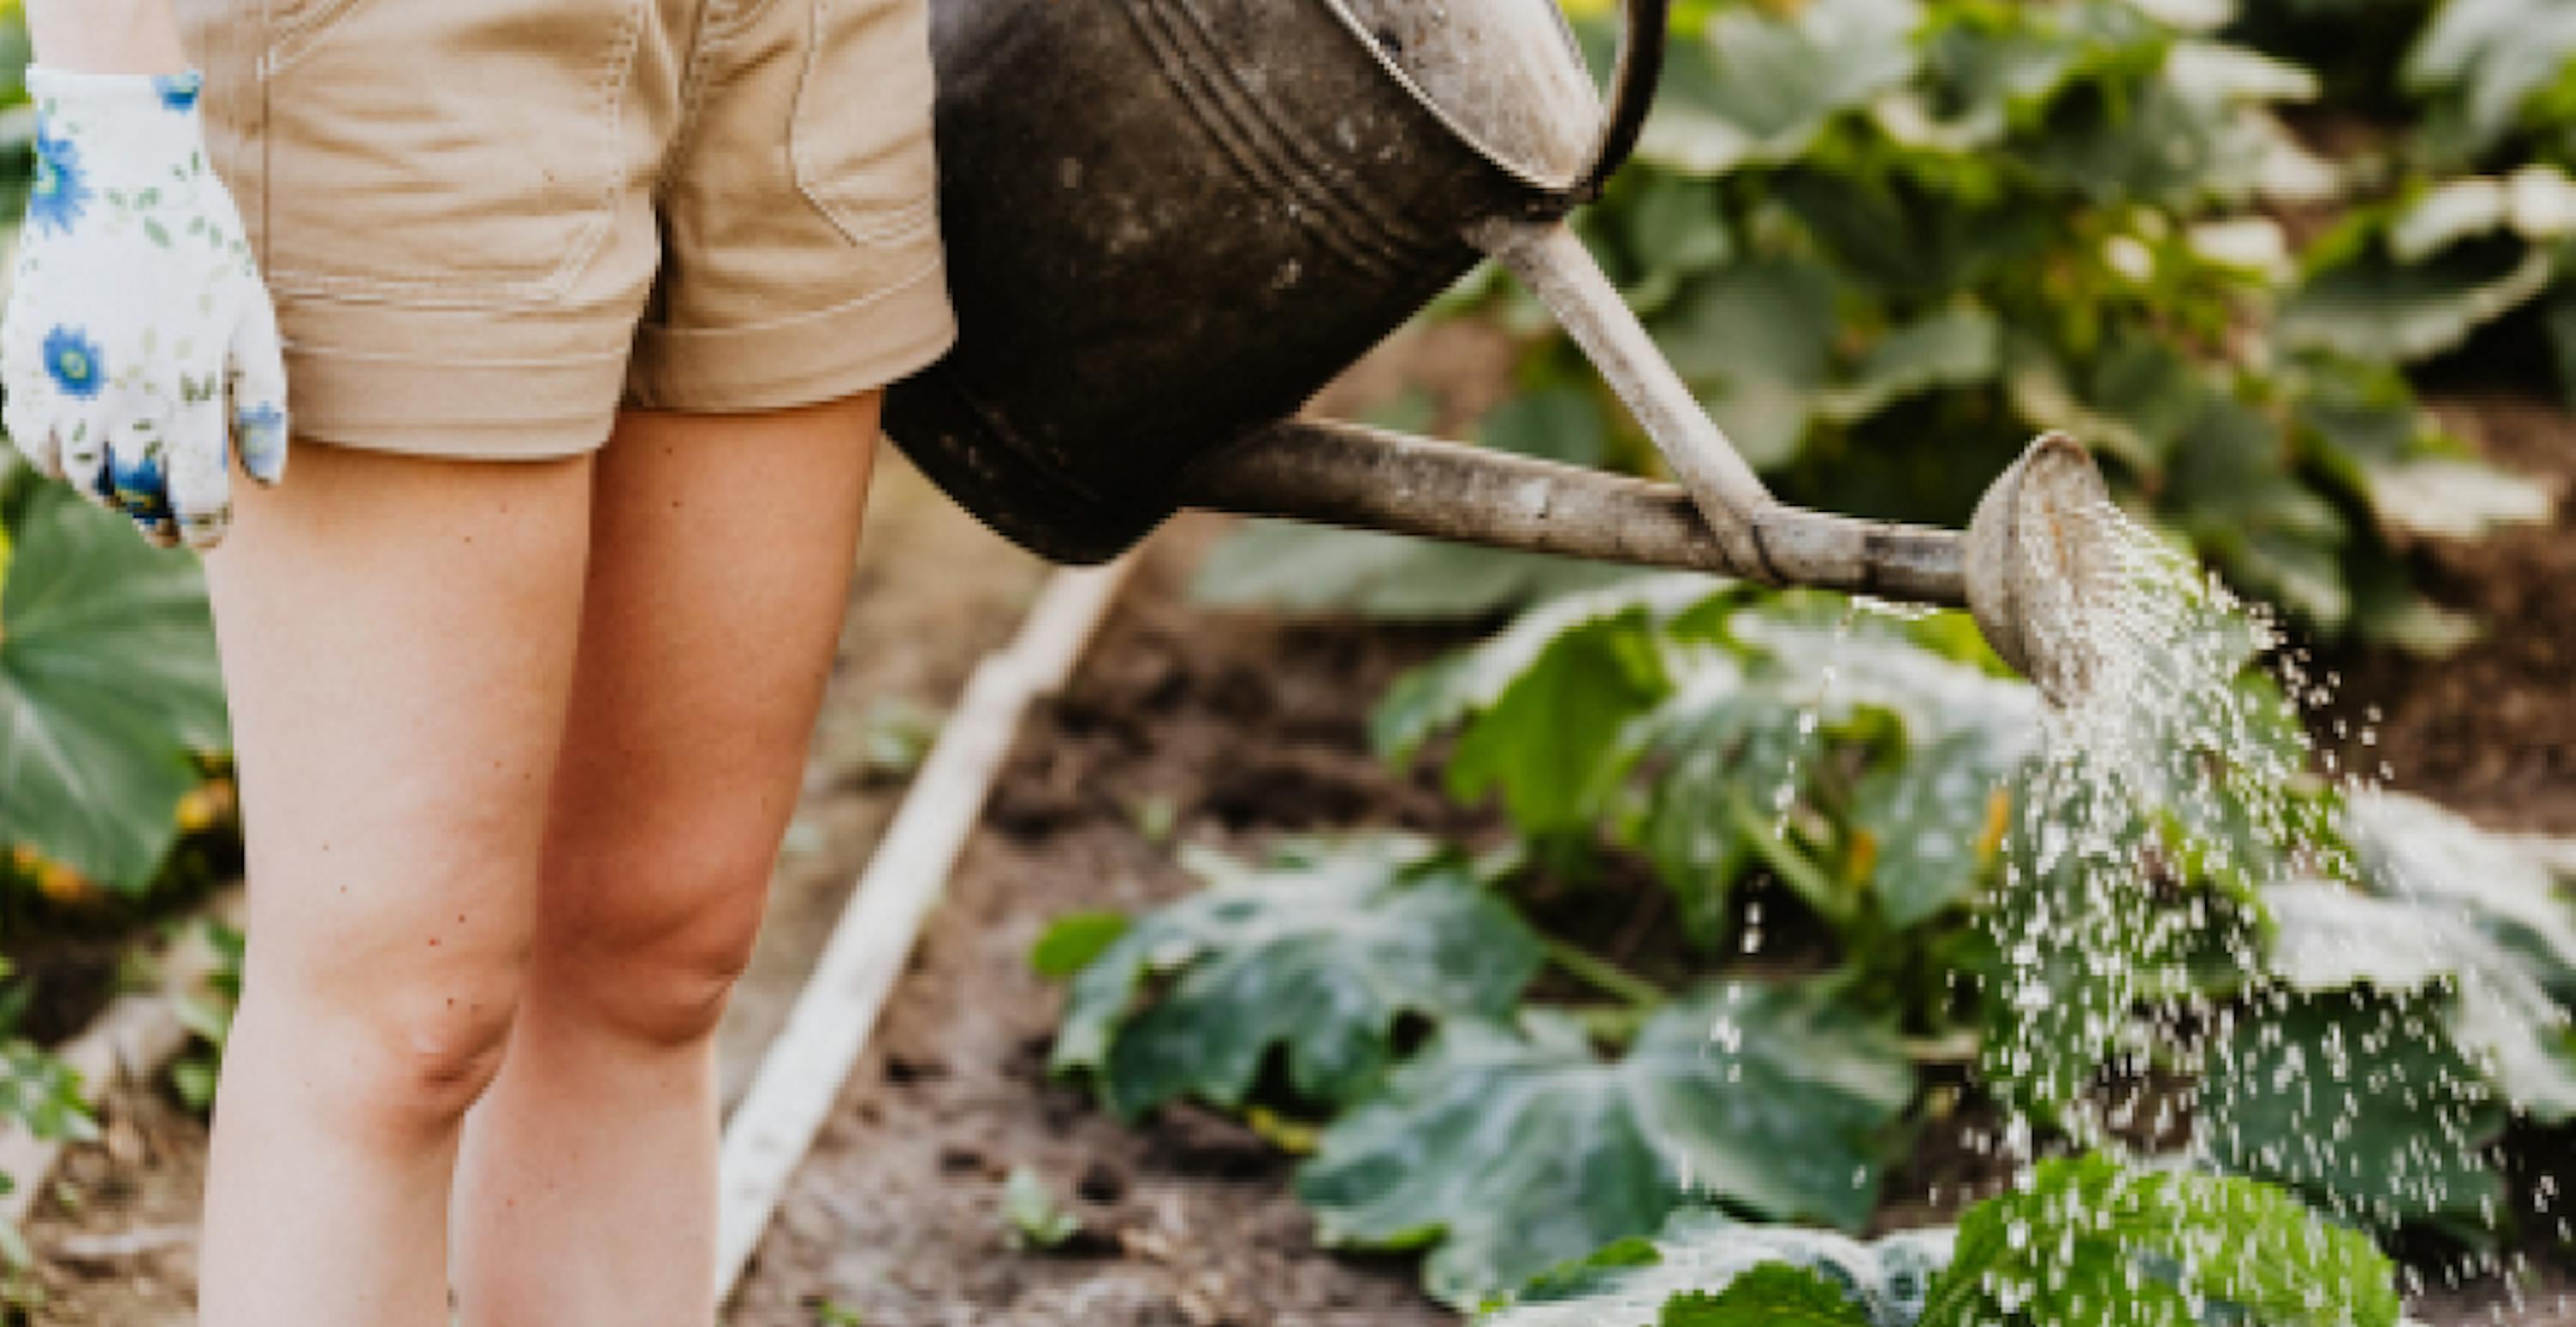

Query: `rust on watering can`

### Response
(883, 0, 1666, 564)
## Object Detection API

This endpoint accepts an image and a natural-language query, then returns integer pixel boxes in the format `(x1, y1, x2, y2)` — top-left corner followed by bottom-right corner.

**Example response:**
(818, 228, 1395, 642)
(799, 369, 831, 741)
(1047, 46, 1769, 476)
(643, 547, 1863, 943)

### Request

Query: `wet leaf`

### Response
(1299, 980, 1915, 1307)
(1050, 835, 1545, 1118)
(2199, 988, 2507, 1231)
(2262, 880, 2576, 1121)
(1484, 1208, 1949, 1327)
(1921, 1154, 2401, 1327)
(2343, 791, 2576, 994)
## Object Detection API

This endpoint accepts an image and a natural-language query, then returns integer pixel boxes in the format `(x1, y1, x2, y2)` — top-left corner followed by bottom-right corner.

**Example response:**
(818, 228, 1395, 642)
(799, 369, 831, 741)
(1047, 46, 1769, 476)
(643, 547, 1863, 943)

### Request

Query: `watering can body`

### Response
(884, 0, 1641, 563)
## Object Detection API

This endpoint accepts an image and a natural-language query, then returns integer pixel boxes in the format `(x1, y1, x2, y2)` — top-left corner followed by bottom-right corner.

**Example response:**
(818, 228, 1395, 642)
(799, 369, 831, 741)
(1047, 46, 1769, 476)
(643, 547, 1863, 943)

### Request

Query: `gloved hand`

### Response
(2, 65, 289, 550)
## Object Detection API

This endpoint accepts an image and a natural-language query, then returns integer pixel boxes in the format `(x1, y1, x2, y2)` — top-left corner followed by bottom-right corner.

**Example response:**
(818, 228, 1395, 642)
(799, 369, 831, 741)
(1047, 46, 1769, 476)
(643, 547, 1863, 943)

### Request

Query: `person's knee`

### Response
(371, 977, 526, 1122)
(539, 833, 773, 1047)
(239, 960, 526, 1144)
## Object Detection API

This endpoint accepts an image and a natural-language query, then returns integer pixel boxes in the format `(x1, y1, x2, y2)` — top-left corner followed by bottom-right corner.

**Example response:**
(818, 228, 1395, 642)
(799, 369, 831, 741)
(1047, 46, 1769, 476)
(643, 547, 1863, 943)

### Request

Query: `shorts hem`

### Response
(281, 342, 626, 460)
(624, 258, 959, 414)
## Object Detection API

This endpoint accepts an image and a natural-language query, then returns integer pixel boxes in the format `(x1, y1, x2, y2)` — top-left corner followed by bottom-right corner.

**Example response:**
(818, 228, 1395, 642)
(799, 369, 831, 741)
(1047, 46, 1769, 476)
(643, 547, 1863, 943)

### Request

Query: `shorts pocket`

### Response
(258, 0, 647, 305)
(789, 0, 941, 247)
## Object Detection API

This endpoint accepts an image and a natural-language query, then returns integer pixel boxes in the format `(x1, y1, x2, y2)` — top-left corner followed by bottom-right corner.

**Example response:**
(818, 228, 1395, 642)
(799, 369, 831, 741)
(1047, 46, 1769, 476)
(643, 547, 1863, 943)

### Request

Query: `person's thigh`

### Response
(525, 393, 880, 1034)
(202, 441, 594, 1118)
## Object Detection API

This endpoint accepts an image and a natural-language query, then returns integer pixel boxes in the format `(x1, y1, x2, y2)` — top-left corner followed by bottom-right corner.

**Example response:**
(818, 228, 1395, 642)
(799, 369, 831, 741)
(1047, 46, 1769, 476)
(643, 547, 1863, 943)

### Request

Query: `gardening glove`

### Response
(1, 65, 289, 551)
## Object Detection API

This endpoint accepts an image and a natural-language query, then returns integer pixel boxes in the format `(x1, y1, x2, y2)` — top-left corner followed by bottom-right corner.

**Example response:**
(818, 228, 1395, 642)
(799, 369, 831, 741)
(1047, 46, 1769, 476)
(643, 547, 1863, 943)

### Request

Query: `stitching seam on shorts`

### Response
(653, 0, 743, 202)
(261, 0, 650, 303)
(641, 250, 945, 342)
(279, 339, 634, 368)
(787, 0, 941, 248)
(258, 0, 374, 77)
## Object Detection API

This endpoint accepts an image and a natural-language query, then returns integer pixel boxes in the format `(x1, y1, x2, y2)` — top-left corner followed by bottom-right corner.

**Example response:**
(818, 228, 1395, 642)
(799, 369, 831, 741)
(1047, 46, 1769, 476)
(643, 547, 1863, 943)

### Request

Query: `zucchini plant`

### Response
(1479, 1153, 2401, 1327)
(1037, 580, 2576, 1306)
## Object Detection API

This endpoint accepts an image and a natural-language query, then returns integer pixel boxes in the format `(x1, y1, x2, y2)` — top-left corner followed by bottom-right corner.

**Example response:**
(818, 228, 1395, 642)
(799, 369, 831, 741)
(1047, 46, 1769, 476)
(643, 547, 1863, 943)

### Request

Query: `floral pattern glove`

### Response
(2, 66, 289, 550)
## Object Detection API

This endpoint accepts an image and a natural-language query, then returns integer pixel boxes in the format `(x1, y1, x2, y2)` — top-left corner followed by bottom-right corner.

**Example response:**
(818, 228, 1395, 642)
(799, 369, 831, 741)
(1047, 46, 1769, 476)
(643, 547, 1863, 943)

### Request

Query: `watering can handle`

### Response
(1573, 0, 1671, 201)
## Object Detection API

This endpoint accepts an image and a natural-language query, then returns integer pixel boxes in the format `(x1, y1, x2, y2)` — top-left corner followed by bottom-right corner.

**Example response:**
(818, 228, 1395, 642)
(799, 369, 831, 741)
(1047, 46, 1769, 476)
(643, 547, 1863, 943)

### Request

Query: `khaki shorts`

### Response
(169, 0, 957, 458)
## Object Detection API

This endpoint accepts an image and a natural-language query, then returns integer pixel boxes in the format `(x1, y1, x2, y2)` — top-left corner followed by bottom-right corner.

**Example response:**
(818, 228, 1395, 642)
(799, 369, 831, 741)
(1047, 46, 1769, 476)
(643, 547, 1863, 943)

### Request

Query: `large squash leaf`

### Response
(1484, 1157, 2394, 1327)
(2343, 790, 2576, 995)
(2198, 988, 2507, 1232)
(1298, 979, 1916, 1307)
(2261, 880, 2576, 1121)
(1484, 1208, 1950, 1327)
(1921, 1154, 2401, 1327)
(0, 483, 227, 887)
(1049, 835, 1545, 1119)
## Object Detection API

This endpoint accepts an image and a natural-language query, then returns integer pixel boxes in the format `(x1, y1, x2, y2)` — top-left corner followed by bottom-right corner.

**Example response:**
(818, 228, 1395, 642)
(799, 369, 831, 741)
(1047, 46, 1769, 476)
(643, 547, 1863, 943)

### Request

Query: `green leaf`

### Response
(2343, 791, 2576, 995)
(1028, 910, 1129, 981)
(1661, 1264, 1874, 1327)
(2199, 988, 2507, 1231)
(1653, 258, 1842, 470)
(2358, 456, 2555, 541)
(2403, 0, 2576, 161)
(999, 1166, 1082, 1251)
(1853, 731, 2015, 928)
(0, 1038, 95, 1145)
(1978, 759, 2171, 1114)
(1371, 574, 1723, 766)
(1447, 610, 1672, 837)
(1921, 1154, 2401, 1327)
(2278, 236, 2556, 364)
(1635, 613, 2038, 941)
(2261, 880, 2576, 1122)
(1484, 1207, 1952, 1327)
(1050, 835, 1546, 1117)
(1814, 306, 2003, 425)
(1633, 0, 1924, 176)
(0, 484, 228, 888)
(1479, 384, 1614, 468)
(1300, 980, 1915, 1306)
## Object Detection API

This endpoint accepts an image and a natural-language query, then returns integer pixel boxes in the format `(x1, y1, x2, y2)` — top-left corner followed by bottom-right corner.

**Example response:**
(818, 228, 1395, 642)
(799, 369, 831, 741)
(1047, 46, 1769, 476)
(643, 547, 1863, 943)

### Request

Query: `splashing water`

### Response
(1966, 491, 2565, 1314)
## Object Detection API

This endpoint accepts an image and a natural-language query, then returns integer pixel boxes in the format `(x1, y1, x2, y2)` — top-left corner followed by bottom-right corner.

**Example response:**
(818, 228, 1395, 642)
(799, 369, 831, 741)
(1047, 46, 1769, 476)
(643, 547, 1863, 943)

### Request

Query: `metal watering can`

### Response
(882, 0, 2109, 699)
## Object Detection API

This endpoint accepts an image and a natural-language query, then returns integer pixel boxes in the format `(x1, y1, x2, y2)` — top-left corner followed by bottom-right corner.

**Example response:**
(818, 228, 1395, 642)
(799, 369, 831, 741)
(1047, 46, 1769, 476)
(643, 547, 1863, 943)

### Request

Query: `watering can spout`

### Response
(1179, 423, 2113, 706)
(1180, 419, 1971, 605)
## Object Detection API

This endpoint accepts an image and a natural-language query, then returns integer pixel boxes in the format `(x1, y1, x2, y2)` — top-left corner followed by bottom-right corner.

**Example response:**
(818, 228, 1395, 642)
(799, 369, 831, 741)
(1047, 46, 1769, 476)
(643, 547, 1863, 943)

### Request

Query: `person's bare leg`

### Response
(195, 443, 595, 1327)
(448, 394, 881, 1326)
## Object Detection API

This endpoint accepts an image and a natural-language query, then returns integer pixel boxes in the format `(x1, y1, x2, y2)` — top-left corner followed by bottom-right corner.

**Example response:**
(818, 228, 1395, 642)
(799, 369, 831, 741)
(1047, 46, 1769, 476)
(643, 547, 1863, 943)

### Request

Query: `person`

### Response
(0, 0, 955, 1321)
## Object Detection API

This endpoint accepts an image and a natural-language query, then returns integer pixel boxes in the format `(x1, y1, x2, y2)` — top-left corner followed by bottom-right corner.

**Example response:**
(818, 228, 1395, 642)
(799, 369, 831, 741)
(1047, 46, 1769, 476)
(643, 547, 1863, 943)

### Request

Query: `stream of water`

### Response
(1760, 491, 2567, 1318)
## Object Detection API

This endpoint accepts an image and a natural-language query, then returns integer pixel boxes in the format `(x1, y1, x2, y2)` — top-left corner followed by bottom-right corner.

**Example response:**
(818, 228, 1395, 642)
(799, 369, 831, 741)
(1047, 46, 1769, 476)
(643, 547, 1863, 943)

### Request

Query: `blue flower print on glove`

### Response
(1, 65, 290, 551)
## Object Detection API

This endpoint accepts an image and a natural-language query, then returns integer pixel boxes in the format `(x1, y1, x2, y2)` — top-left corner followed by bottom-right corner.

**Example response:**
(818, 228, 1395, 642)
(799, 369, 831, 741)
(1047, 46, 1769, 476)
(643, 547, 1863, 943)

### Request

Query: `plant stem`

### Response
(1542, 937, 1667, 1010)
